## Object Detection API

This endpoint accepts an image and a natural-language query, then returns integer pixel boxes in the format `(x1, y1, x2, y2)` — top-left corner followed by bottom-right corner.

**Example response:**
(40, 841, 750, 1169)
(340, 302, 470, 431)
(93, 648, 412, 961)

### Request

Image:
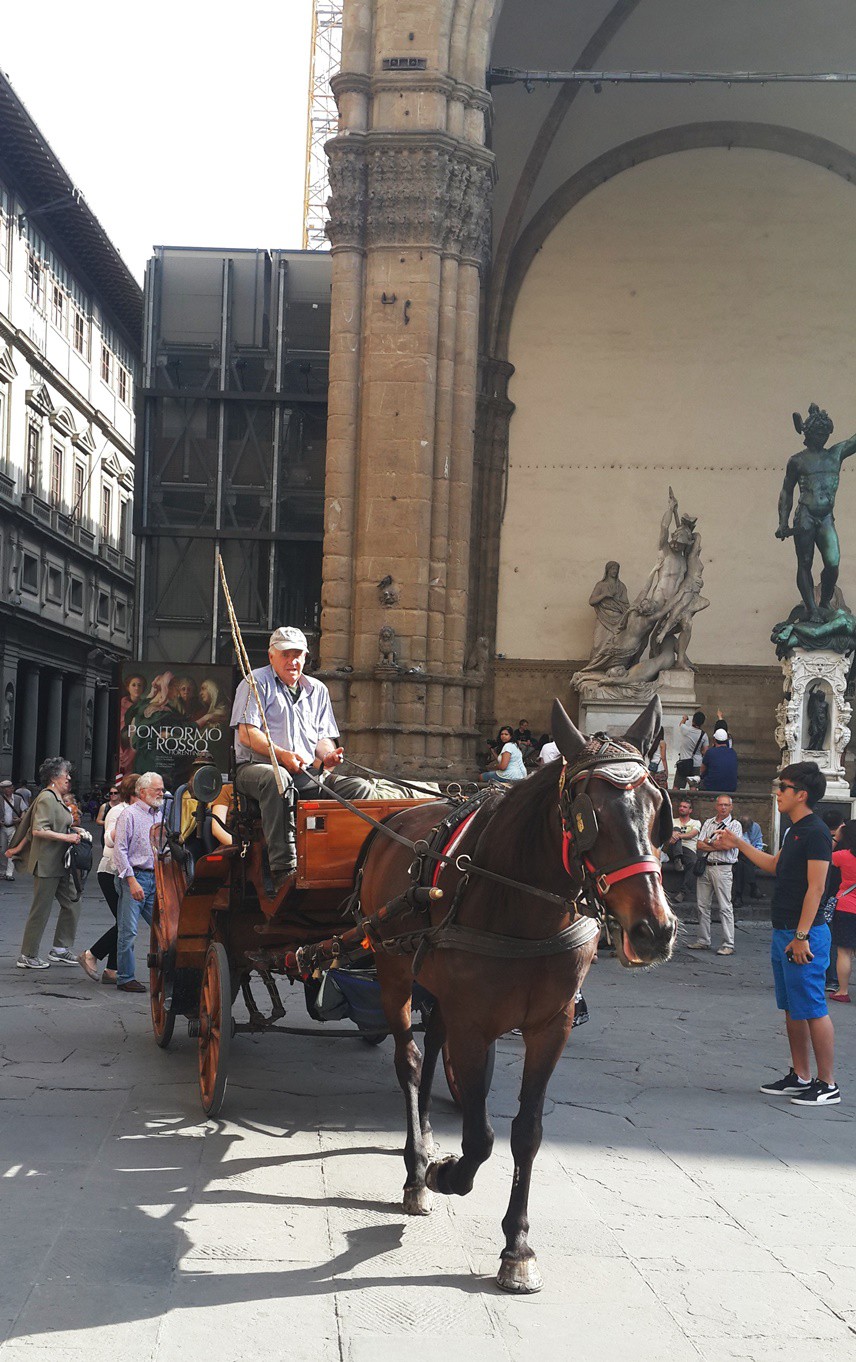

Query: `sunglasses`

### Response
(778, 782, 799, 793)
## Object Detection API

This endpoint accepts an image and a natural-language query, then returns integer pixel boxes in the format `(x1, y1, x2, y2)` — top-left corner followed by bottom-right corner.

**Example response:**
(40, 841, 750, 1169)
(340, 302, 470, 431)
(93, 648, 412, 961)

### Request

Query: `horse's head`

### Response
(552, 697, 678, 968)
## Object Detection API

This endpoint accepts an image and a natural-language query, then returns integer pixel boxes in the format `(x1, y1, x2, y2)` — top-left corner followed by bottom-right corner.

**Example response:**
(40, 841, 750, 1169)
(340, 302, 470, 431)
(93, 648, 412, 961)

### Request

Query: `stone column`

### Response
(92, 685, 111, 784)
(0, 647, 18, 779)
(44, 671, 64, 758)
(17, 663, 41, 784)
(322, 60, 495, 772)
(468, 358, 515, 732)
(63, 677, 85, 780)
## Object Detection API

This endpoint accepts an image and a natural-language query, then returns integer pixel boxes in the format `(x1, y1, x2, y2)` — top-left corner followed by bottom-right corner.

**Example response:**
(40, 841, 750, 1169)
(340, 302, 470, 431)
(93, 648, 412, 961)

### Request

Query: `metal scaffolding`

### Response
(303, 2, 343, 251)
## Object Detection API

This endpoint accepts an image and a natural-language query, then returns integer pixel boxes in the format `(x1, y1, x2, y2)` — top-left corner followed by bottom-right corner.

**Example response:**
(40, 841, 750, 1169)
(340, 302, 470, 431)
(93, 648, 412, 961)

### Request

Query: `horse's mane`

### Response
(473, 761, 565, 888)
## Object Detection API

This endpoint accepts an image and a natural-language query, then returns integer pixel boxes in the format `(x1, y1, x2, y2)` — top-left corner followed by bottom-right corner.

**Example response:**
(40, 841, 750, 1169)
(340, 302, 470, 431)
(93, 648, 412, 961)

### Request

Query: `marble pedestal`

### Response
(576, 668, 698, 776)
(772, 647, 855, 847)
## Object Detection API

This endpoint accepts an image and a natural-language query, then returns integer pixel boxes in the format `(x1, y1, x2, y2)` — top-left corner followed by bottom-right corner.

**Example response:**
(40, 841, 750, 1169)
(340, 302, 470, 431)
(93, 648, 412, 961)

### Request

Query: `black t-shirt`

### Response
(771, 812, 832, 931)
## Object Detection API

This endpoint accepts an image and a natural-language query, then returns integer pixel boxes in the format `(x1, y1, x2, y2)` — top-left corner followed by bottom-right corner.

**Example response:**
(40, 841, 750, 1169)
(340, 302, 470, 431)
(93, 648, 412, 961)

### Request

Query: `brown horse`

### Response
(360, 696, 677, 1293)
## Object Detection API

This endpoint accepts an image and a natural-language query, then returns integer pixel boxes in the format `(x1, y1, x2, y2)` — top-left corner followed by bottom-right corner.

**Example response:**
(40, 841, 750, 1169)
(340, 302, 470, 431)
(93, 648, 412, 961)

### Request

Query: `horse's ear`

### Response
(623, 696, 663, 757)
(551, 699, 586, 762)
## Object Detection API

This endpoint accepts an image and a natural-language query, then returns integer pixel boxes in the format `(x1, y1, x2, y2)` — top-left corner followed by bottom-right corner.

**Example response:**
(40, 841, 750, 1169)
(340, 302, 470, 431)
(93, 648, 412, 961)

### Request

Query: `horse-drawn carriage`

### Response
(148, 769, 452, 1115)
(147, 696, 678, 1293)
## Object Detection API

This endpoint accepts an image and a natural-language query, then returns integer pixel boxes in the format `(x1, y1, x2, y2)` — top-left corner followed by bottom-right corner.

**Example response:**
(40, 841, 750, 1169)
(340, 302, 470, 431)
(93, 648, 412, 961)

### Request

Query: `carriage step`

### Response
(187, 1019, 200, 1038)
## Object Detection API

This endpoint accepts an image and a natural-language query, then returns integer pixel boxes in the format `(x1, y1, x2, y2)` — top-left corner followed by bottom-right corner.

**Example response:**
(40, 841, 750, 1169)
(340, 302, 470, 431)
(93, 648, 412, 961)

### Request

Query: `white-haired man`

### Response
(231, 627, 376, 888)
(113, 771, 164, 993)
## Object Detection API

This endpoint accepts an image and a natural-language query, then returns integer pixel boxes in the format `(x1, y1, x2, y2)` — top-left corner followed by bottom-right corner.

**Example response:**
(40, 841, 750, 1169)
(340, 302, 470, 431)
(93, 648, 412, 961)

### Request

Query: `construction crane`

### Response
(303, 1, 343, 250)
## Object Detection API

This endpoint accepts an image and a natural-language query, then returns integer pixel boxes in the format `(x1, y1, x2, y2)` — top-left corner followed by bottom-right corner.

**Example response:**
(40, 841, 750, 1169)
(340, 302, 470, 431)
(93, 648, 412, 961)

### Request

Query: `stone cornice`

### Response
(326, 130, 495, 263)
(331, 69, 492, 115)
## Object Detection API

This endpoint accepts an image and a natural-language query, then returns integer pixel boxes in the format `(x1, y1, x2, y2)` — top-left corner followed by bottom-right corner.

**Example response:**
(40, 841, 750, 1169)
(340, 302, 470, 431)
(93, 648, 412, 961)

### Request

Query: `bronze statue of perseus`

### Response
(777, 404, 856, 620)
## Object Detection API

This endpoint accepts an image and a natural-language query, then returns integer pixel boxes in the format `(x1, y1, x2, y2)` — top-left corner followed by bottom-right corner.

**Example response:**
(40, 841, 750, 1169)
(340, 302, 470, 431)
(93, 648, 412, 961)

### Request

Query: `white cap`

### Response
(713, 728, 728, 742)
(0, 778, 12, 788)
(269, 626, 308, 653)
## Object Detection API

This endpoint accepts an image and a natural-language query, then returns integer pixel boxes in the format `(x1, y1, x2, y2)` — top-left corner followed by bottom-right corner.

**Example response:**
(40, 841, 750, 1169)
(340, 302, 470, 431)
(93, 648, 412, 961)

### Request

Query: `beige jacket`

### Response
(26, 789, 73, 878)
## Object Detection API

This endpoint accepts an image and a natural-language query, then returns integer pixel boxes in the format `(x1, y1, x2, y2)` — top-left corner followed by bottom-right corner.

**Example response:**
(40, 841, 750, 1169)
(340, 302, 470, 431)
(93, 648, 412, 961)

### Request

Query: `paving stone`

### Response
(1, 888, 854, 1357)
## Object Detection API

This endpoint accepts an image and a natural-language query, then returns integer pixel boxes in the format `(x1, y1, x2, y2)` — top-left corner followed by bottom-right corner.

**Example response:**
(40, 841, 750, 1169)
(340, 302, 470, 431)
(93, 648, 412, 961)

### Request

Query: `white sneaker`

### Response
(16, 955, 50, 970)
(48, 948, 81, 966)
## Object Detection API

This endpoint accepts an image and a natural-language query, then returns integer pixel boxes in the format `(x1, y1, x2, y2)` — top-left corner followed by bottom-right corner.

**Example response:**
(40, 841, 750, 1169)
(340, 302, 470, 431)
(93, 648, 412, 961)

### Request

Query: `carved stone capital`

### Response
(326, 131, 495, 259)
(326, 136, 368, 251)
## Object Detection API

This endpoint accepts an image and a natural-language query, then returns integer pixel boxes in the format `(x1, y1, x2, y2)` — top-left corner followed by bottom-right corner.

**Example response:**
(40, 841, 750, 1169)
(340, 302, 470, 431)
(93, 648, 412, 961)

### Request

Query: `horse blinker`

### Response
(656, 790, 674, 849)
(569, 794, 598, 852)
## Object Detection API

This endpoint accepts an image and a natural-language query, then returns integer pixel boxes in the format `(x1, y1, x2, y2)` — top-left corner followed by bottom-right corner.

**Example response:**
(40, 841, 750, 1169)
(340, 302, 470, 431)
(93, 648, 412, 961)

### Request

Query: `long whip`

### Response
(217, 554, 287, 797)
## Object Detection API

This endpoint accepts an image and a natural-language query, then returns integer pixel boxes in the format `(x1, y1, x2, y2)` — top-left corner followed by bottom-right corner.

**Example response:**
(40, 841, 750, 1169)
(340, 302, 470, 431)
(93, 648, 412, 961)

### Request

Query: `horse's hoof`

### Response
(496, 1256, 543, 1294)
(403, 1185, 434, 1216)
(425, 1155, 457, 1193)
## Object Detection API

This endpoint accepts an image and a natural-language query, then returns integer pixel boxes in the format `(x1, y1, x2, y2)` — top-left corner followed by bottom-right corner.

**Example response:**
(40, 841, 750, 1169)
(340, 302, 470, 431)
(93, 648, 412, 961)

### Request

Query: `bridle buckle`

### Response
(595, 872, 610, 897)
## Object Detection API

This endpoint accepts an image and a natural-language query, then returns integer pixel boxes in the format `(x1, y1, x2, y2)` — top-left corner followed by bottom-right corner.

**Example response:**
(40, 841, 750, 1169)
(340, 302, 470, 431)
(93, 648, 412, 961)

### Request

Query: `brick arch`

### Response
(495, 120, 856, 360)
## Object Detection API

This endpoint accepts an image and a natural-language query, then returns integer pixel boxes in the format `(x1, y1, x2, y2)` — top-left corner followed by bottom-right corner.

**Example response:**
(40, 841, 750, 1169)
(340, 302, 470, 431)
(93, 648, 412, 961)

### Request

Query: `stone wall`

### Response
(490, 659, 779, 757)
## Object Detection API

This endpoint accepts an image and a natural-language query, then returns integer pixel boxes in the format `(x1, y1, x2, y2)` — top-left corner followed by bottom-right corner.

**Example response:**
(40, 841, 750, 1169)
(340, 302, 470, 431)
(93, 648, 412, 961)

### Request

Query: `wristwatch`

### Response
(794, 930, 810, 941)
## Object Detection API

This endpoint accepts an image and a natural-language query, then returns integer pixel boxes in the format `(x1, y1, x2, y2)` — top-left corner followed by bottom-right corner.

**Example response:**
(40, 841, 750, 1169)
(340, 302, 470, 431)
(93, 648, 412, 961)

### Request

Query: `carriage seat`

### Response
(164, 780, 226, 886)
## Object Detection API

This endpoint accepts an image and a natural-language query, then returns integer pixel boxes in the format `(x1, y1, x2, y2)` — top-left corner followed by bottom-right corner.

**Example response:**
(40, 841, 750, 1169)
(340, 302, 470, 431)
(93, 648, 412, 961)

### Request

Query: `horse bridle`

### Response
(558, 736, 666, 922)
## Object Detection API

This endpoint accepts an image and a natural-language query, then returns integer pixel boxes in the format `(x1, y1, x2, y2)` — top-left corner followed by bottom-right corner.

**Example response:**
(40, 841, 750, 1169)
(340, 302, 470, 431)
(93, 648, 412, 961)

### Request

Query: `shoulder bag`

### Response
(675, 731, 703, 782)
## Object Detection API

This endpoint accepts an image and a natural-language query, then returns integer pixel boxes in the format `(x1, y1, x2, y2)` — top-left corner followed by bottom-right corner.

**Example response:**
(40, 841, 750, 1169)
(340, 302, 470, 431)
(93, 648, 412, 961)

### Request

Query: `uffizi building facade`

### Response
(314, 0, 856, 793)
(0, 73, 141, 787)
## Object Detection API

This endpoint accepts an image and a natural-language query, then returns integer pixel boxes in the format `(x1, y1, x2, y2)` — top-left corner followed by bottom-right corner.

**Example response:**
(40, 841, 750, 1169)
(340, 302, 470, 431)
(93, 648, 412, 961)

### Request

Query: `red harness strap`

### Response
(583, 854, 662, 890)
(560, 833, 661, 886)
(431, 810, 481, 888)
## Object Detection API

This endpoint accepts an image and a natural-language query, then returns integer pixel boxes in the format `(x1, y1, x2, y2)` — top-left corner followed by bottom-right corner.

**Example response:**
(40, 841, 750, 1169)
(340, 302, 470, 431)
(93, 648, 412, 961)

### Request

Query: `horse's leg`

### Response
(496, 1013, 573, 1295)
(380, 969, 434, 1216)
(417, 1002, 446, 1157)
(426, 1026, 494, 1197)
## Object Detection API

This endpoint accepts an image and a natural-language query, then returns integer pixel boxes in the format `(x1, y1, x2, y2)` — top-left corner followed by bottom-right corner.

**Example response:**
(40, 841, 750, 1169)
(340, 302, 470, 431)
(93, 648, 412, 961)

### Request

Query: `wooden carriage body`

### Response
(149, 788, 438, 1113)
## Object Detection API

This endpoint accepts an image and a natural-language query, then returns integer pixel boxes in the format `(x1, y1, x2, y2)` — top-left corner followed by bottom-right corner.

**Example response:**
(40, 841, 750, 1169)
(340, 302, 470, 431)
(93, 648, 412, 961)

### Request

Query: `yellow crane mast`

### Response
(303, 0, 343, 250)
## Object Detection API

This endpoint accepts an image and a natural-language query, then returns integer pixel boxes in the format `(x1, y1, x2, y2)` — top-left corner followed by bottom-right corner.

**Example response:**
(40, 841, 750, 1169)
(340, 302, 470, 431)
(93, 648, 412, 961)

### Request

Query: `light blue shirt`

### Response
(496, 741, 527, 782)
(231, 666, 339, 767)
(744, 819, 764, 850)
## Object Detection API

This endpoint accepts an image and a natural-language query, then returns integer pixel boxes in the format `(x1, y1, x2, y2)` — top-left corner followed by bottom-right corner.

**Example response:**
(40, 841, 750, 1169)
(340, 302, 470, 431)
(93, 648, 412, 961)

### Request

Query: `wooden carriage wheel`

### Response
(148, 903, 176, 1050)
(198, 941, 232, 1117)
(442, 1041, 496, 1109)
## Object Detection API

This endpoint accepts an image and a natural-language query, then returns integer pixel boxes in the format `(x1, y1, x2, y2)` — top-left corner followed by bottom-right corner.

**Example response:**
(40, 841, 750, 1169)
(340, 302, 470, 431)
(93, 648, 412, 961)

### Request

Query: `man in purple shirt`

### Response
(114, 771, 164, 992)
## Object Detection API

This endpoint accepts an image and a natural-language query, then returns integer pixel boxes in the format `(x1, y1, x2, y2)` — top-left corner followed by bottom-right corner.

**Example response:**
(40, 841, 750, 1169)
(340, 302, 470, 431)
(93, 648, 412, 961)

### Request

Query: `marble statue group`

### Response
(573, 488, 708, 692)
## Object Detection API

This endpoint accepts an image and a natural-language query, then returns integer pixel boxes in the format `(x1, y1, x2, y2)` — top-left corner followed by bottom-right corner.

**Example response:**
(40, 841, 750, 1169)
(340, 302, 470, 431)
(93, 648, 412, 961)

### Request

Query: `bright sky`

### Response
(1, 0, 315, 281)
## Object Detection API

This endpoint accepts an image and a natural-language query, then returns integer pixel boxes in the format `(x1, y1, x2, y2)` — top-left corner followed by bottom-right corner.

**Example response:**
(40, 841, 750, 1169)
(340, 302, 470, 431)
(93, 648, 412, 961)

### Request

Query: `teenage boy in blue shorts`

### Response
(714, 761, 840, 1106)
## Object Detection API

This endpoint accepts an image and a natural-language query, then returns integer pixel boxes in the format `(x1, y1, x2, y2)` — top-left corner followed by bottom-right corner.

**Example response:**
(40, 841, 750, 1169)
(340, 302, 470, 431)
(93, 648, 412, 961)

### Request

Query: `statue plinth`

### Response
(576, 667, 698, 774)
(771, 646, 855, 847)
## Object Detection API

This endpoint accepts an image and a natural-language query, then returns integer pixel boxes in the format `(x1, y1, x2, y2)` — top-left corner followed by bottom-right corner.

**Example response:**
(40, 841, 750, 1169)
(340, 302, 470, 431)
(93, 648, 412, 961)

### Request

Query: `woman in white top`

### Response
(481, 727, 528, 784)
(77, 775, 136, 982)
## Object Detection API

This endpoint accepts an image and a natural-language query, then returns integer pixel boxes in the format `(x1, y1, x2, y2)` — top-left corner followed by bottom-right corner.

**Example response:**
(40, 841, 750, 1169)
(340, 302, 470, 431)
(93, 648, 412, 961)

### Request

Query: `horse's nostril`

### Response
(636, 921, 656, 942)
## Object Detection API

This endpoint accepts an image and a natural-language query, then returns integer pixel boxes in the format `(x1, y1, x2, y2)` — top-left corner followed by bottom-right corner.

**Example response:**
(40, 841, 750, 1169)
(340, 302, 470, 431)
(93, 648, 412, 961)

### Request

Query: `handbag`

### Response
(675, 731, 704, 781)
(64, 834, 93, 894)
(826, 878, 856, 925)
(692, 852, 709, 878)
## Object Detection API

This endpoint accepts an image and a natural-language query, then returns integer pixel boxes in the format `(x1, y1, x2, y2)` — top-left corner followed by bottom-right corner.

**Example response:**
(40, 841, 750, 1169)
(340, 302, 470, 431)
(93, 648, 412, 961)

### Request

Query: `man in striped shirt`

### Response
(231, 627, 376, 888)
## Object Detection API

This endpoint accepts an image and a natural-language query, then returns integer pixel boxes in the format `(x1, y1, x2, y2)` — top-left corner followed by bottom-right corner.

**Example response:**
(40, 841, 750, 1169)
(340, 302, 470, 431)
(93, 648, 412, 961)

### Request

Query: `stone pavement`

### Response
(1, 874, 855, 1362)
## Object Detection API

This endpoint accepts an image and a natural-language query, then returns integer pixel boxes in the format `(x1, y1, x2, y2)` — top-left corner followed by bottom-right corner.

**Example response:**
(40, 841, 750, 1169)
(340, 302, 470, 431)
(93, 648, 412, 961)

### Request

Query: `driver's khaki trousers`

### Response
(235, 762, 376, 875)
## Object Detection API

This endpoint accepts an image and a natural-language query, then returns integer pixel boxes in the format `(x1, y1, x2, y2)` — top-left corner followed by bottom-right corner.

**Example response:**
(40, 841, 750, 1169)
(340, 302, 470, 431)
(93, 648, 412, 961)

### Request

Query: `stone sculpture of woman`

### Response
(588, 562, 629, 654)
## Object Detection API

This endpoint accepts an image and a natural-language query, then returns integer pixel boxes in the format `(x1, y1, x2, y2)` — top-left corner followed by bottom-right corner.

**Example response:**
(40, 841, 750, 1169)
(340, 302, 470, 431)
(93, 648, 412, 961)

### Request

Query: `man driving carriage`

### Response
(230, 627, 378, 889)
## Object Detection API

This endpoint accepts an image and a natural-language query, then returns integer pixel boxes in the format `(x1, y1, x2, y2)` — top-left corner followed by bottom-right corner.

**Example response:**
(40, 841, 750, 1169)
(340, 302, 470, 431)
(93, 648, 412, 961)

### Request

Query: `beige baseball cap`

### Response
(269, 626, 308, 653)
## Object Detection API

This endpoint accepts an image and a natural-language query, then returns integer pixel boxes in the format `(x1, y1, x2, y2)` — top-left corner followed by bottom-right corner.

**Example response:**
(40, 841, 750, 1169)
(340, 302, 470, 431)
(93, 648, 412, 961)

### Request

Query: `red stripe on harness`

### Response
(562, 833, 661, 887)
(432, 810, 481, 887)
(584, 853, 662, 888)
